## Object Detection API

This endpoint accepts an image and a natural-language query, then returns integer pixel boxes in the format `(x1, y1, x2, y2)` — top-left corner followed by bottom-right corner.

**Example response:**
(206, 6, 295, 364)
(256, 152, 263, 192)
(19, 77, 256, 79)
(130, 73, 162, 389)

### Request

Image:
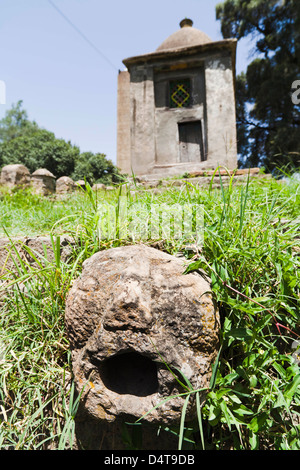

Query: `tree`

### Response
(0, 101, 79, 177)
(0, 128, 80, 178)
(0, 100, 38, 142)
(216, 0, 300, 172)
(0, 101, 122, 182)
(72, 152, 123, 185)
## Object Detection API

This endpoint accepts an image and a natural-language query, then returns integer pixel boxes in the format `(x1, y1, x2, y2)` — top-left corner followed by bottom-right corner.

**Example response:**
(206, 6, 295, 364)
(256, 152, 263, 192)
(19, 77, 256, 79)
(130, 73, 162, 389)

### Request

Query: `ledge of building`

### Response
(130, 168, 269, 185)
(123, 38, 237, 68)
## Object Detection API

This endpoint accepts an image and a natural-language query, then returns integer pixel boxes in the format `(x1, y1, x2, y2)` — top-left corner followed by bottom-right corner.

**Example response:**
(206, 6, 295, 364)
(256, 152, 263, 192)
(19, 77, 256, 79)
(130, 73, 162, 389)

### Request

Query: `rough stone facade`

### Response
(65, 244, 220, 449)
(117, 19, 237, 179)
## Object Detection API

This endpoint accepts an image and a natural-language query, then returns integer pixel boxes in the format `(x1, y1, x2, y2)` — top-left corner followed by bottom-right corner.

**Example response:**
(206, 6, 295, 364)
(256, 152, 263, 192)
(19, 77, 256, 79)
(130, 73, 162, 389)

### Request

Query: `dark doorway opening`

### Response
(178, 120, 205, 162)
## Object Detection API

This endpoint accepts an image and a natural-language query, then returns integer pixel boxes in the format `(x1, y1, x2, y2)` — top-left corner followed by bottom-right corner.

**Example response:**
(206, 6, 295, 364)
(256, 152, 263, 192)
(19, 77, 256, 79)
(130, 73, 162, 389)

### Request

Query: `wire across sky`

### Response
(46, 0, 119, 72)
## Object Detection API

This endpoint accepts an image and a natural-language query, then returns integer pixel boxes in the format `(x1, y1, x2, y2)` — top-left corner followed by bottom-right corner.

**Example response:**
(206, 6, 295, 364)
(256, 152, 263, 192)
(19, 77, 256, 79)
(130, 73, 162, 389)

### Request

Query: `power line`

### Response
(46, 0, 119, 72)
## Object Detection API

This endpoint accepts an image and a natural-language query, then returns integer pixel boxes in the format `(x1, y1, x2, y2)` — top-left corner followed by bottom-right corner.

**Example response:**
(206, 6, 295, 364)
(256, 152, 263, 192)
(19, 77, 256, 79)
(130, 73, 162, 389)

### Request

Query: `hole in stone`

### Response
(99, 352, 159, 397)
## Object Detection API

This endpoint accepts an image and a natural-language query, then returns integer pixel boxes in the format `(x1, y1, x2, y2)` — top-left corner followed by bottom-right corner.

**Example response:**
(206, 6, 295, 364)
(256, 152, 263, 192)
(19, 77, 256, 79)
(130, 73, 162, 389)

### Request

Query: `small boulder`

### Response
(75, 180, 86, 191)
(0, 164, 31, 189)
(65, 245, 220, 430)
(92, 183, 106, 192)
(56, 176, 76, 194)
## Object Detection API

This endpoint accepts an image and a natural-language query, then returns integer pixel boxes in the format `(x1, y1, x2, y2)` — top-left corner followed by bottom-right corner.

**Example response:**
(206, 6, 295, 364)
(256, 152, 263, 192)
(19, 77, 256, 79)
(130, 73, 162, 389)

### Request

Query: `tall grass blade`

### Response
(178, 394, 190, 450)
(196, 391, 205, 450)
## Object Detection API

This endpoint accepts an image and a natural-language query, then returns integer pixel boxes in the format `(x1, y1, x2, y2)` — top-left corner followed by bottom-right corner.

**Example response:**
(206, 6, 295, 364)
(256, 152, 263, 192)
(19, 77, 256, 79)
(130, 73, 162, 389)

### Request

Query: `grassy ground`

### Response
(0, 173, 299, 450)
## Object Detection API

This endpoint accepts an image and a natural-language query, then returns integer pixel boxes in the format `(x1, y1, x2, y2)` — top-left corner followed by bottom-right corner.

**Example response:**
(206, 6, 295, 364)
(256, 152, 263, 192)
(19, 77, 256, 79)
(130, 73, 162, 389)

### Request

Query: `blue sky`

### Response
(0, 0, 254, 165)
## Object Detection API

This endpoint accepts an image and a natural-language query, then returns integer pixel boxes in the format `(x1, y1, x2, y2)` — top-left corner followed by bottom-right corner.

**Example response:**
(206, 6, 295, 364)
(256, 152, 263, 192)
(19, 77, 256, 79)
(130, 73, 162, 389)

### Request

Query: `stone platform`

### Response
(128, 168, 272, 191)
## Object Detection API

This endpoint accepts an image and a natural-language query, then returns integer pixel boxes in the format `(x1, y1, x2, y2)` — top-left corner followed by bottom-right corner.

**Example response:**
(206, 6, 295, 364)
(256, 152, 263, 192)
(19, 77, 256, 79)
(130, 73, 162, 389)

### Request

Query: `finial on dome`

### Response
(180, 18, 193, 28)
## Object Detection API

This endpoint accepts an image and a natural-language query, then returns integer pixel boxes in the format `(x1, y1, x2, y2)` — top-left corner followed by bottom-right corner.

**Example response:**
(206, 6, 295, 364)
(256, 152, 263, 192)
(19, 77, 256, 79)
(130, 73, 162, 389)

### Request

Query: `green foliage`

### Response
(0, 128, 80, 178)
(0, 194, 101, 449)
(182, 173, 300, 450)
(216, 0, 300, 171)
(71, 151, 123, 185)
(0, 101, 121, 183)
(0, 186, 100, 237)
(0, 175, 299, 449)
(0, 100, 38, 143)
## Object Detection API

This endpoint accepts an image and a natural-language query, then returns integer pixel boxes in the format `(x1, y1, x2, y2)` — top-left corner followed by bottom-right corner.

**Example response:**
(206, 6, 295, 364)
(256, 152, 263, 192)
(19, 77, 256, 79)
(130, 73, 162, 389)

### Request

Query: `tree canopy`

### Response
(72, 151, 122, 185)
(0, 101, 122, 183)
(0, 100, 39, 142)
(0, 127, 80, 178)
(216, 0, 300, 172)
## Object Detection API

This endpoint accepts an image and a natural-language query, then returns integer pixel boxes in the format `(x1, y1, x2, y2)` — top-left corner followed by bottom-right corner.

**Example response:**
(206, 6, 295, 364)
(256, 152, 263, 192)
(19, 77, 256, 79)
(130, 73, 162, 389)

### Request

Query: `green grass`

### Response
(0, 186, 110, 237)
(0, 173, 299, 450)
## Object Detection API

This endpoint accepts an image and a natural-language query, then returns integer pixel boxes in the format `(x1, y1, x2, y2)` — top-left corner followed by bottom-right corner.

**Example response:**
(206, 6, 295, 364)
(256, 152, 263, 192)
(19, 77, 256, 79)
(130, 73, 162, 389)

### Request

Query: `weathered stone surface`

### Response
(0, 236, 74, 277)
(65, 245, 220, 431)
(0, 236, 75, 310)
(56, 176, 76, 194)
(31, 169, 56, 195)
(73, 416, 179, 450)
(0, 237, 24, 278)
(22, 236, 74, 265)
(75, 180, 86, 190)
(0, 164, 31, 188)
(92, 183, 106, 191)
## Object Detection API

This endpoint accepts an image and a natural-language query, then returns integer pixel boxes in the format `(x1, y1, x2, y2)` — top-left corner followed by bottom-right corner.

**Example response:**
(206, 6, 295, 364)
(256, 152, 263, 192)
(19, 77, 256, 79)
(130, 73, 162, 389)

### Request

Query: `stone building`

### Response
(117, 19, 238, 179)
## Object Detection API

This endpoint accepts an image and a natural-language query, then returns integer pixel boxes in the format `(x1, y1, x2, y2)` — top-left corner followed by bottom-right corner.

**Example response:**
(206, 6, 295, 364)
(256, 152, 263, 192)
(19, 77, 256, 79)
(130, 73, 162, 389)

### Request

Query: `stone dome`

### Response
(156, 19, 212, 52)
(31, 168, 55, 178)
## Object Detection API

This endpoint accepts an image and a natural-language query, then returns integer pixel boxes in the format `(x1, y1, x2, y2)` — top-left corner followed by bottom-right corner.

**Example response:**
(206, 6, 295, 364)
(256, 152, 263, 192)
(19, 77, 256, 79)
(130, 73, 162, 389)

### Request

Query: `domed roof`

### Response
(32, 168, 55, 178)
(156, 19, 212, 52)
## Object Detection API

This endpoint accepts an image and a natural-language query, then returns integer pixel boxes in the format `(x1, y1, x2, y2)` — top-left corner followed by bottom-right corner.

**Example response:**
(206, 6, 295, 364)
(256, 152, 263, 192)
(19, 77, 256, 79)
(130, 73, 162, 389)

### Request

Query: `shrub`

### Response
(0, 128, 80, 178)
(71, 151, 123, 185)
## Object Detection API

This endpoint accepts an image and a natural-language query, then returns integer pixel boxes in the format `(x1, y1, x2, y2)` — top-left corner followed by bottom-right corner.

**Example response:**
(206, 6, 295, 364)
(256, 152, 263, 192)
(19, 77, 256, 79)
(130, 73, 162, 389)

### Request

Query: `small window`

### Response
(169, 79, 191, 108)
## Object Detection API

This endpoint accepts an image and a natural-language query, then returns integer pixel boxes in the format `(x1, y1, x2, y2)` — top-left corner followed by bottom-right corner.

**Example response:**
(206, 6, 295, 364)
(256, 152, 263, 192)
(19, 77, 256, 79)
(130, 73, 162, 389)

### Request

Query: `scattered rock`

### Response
(0, 236, 75, 277)
(56, 176, 76, 194)
(92, 183, 106, 192)
(23, 236, 74, 265)
(75, 180, 86, 191)
(0, 164, 31, 189)
(31, 169, 56, 196)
